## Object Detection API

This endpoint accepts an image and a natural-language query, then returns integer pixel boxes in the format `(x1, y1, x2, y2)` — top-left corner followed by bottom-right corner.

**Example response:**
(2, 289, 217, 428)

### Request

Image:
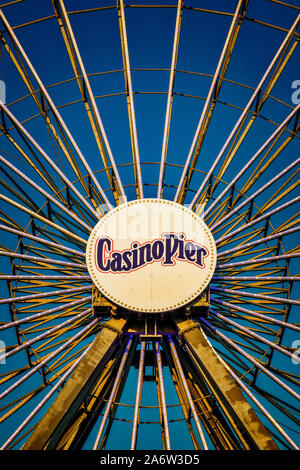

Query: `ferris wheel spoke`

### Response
(0, 275, 90, 282)
(33, 325, 99, 377)
(0, 123, 67, 205)
(188, 14, 300, 211)
(38, 210, 89, 244)
(0, 34, 92, 207)
(258, 178, 299, 218)
(212, 280, 292, 301)
(210, 308, 284, 339)
(210, 180, 299, 246)
(210, 297, 300, 333)
(0, 168, 45, 217)
(12, 298, 90, 318)
(216, 252, 300, 269)
(0, 250, 86, 269)
(0, 173, 92, 237)
(213, 276, 299, 282)
(157, 0, 183, 199)
(0, 339, 94, 451)
(2, 336, 91, 394)
(155, 341, 171, 450)
(211, 285, 299, 306)
(52, 0, 126, 205)
(211, 158, 300, 231)
(274, 215, 300, 235)
(130, 340, 145, 450)
(0, 155, 92, 232)
(168, 336, 208, 450)
(203, 103, 300, 219)
(215, 195, 300, 245)
(209, 309, 294, 361)
(229, 123, 300, 212)
(48, 340, 96, 379)
(3, 424, 38, 452)
(0, 295, 92, 331)
(211, 209, 249, 238)
(215, 265, 293, 278)
(11, 264, 87, 278)
(0, 194, 87, 245)
(174, 0, 247, 204)
(205, 197, 231, 228)
(27, 319, 93, 359)
(9, 252, 87, 272)
(0, 224, 86, 257)
(0, 384, 44, 425)
(209, 70, 300, 205)
(0, 2, 298, 451)
(215, 225, 265, 250)
(0, 285, 91, 306)
(0, 101, 101, 221)
(207, 318, 269, 357)
(222, 362, 300, 418)
(221, 284, 290, 298)
(93, 334, 134, 450)
(210, 293, 287, 313)
(219, 358, 299, 449)
(216, 245, 281, 265)
(266, 368, 300, 390)
(1, 308, 92, 362)
(0, 318, 99, 401)
(211, 342, 262, 382)
(217, 225, 300, 258)
(223, 297, 288, 316)
(200, 318, 300, 402)
(117, 0, 143, 199)
(0, 10, 113, 212)
(215, 263, 288, 278)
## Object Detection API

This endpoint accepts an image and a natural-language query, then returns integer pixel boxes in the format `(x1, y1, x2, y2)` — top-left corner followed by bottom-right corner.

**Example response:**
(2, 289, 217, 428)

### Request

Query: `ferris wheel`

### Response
(0, 0, 299, 451)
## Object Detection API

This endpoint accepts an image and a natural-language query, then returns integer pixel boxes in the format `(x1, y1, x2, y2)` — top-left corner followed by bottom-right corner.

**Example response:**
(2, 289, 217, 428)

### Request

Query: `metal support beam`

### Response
(204, 104, 300, 219)
(23, 316, 127, 449)
(157, 0, 183, 199)
(93, 334, 133, 449)
(174, 316, 278, 450)
(131, 340, 145, 450)
(189, 14, 300, 211)
(1, 341, 94, 450)
(54, 0, 126, 205)
(215, 195, 300, 246)
(117, 0, 143, 199)
(211, 157, 300, 231)
(155, 341, 171, 450)
(0, 9, 112, 212)
(175, 0, 248, 204)
(169, 336, 208, 450)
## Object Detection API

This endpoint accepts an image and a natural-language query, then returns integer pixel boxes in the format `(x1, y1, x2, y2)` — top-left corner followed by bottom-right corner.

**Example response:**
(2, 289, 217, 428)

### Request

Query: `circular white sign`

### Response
(86, 199, 216, 313)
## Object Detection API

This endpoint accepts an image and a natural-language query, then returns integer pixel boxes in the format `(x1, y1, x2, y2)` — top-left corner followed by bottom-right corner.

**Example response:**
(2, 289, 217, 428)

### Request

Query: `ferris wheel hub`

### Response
(86, 199, 217, 313)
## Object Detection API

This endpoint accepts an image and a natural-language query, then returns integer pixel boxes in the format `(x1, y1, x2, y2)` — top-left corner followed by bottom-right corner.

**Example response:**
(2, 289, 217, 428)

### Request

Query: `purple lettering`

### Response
(95, 233, 209, 273)
(96, 237, 111, 272)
